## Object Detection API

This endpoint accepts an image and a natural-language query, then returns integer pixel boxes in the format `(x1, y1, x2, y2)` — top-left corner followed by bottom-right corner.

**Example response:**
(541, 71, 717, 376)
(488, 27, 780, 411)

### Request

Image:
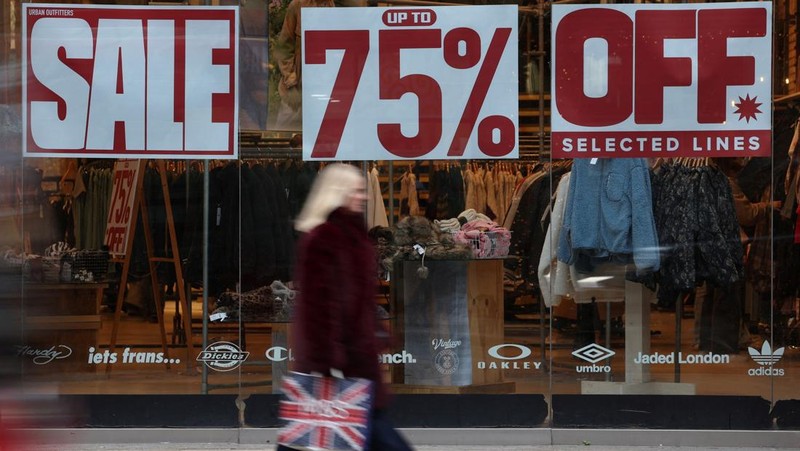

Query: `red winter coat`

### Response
(291, 207, 389, 408)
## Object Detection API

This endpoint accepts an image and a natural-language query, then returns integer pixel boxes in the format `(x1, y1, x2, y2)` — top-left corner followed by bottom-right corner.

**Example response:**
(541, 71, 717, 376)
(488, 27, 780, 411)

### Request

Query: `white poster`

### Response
(301, 5, 518, 161)
(551, 2, 772, 158)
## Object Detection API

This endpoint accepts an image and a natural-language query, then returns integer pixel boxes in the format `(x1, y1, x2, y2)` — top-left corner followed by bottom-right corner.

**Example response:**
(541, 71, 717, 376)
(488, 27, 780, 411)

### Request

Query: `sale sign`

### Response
(105, 160, 140, 257)
(301, 6, 517, 161)
(22, 4, 239, 159)
(551, 2, 772, 159)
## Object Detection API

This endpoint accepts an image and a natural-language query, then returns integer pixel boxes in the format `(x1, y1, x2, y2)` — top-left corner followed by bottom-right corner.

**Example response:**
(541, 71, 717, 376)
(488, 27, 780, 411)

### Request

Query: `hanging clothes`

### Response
(478, 166, 488, 215)
(557, 158, 660, 275)
(367, 166, 389, 229)
(243, 163, 278, 288)
(73, 165, 113, 251)
(399, 170, 420, 217)
(484, 167, 498, 220)
(463, 166, 478, 213)
(538, 171, 626, 307)
(650, 163, 743, 304)
(263, 164, 295, 280)
(504, 164, 570, 288)
(538, 172, 571, 306)
(425, 165, 465, 220)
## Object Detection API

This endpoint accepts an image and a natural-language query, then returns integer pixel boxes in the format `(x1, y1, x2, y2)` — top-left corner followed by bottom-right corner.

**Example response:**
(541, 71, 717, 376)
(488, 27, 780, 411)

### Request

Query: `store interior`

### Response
(6, 149, 799, 403)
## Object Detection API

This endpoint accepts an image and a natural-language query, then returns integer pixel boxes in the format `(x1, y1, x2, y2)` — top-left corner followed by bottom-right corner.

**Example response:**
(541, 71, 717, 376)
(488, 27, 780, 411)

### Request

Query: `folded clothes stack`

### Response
(441, 209, 511, 259)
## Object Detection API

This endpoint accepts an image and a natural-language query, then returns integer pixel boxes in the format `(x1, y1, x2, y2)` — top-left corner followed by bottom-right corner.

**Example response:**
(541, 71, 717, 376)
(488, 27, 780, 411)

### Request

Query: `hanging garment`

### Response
(557, 158, 660, 275)
(538, 172, 625, 306)
(447, 165, 466, 219)
(538, 172, 571, 306)
(367, 167, 389, 229)
(503, 171, 545, 230)
(484, 168, 498, 219)
(463, 167, 478, 212)
(505, 166, 570, 287)
(243, 164, 278, 286)
(399, 171, 420, 217)
(650, 163, 743, 304)
(264, 164, 296, 280)
(474, 166, 487, 215)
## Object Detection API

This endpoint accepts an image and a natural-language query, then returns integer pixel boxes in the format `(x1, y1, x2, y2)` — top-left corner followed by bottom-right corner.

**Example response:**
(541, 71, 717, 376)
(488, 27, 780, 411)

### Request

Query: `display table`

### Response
(390, 259, 514, 394)
(21, 282, 107, 372)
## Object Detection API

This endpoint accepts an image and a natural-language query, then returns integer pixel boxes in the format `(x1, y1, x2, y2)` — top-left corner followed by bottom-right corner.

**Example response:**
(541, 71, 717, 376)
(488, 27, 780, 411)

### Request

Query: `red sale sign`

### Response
(301, 6, 517, 161)
(105, 160, 140, 257)
(22, 4, 239, 159)
(551, 3, 771, 159)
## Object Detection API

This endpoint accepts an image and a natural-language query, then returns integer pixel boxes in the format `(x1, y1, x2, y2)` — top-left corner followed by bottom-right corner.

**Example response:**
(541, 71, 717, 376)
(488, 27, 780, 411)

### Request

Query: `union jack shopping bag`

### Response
(278, 372, 374, 451)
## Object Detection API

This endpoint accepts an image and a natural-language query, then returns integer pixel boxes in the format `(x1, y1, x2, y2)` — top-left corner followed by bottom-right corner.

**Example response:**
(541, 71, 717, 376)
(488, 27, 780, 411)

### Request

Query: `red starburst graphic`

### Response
(734, 94, 762, 123)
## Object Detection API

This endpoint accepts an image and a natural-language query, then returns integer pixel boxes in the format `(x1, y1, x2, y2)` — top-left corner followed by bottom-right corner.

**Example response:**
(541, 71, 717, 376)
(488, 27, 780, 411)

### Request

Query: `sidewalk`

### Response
(22, 446, 788, 451)
(25, 443, 778, 451)
(13, 427, 797, 451)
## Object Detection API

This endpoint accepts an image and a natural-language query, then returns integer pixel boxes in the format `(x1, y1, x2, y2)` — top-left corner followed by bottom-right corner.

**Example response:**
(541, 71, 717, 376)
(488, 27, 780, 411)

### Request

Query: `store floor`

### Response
(17, 299, 799, 400)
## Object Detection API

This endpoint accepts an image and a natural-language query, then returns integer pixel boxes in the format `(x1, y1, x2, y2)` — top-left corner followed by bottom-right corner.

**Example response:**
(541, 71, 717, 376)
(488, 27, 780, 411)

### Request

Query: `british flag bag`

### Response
(278, 372, 374, 451)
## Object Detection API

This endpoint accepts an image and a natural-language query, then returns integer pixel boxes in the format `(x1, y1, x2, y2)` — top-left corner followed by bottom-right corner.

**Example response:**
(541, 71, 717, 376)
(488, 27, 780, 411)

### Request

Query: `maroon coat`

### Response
(291, 207, 388, 408)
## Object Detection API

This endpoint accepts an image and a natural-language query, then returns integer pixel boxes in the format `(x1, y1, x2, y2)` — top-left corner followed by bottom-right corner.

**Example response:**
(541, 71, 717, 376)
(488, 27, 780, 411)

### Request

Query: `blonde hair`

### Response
(295, 163, 364, 232)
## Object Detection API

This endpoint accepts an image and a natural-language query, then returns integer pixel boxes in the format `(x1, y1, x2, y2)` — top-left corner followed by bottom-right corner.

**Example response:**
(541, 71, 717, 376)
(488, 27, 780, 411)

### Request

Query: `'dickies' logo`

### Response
(197, 341, 249, 372)
(747, 341, 785, 377)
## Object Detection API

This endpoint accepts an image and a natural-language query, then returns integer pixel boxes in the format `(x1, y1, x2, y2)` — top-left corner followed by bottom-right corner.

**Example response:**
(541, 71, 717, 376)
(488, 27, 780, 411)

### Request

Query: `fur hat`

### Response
(393, 216, 438, 246)
(391, 216, 472, 261)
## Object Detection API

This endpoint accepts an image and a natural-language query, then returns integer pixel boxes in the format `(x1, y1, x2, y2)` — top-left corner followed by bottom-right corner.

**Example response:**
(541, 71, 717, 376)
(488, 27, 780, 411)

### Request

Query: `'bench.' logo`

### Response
(17, 345, 72, 365)
(378, 350, 416, 365)
(197, 341, 249, 372)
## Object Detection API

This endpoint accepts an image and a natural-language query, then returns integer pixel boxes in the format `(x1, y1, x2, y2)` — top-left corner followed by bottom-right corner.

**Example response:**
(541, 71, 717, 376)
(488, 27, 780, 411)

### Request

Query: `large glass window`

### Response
(0, 0, 797, 432)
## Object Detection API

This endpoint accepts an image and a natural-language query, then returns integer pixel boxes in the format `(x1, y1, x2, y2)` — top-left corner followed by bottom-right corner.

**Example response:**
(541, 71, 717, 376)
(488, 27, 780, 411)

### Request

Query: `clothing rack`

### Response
(239, 146, 302, 160)
(657, 158, 711, 383)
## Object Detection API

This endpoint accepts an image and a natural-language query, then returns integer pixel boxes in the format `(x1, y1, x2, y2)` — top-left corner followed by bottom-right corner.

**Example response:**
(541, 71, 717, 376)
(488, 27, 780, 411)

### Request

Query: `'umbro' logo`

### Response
(572, 343, 615, 364)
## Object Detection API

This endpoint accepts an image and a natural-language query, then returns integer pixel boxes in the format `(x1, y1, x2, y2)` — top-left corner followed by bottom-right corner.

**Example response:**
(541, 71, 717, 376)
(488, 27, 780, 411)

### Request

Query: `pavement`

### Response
(18, 443, 779, 451)
(19, 446, 791, 451)
(9, 426, 796, 450)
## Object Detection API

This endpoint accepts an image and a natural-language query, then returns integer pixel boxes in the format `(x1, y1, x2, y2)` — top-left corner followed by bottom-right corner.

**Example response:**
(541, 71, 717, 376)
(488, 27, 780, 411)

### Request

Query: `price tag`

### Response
(210, 312, 228, 322)
(301, 5, 518, 161)
(104, 160, 141, 257)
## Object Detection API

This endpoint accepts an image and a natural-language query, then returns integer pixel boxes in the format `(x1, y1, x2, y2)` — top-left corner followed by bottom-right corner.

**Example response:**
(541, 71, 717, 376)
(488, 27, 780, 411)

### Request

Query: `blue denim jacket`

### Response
(557, 158, 660, 274)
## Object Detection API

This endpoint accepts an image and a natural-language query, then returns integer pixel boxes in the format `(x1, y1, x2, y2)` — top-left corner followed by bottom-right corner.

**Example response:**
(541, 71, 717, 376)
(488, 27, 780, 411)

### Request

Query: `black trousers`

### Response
(700, 281, 743, 354)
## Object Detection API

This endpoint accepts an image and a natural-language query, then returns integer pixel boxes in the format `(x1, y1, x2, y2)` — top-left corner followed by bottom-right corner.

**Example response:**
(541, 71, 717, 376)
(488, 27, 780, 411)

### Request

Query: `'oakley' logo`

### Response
(487, 344, 532, 360)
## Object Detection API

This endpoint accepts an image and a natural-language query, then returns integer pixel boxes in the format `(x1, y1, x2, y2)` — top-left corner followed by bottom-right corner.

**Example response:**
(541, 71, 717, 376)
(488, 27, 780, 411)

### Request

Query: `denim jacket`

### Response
(557, 158, 660, 274)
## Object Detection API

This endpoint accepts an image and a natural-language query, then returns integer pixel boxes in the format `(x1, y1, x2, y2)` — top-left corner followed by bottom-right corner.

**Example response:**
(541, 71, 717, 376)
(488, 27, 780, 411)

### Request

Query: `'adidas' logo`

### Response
(748, 341, 784, 366)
